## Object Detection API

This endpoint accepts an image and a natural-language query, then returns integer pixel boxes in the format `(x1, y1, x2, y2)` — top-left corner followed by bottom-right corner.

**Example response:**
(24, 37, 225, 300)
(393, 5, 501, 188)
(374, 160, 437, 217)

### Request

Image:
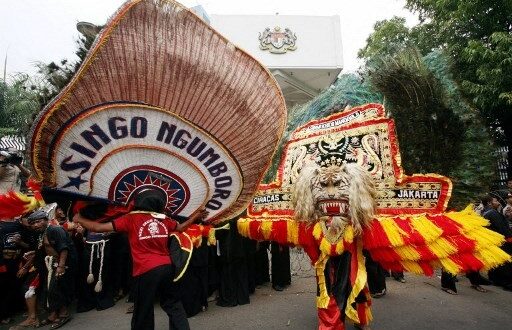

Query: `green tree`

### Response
(358, 3, 504, 206)
(358, 16, 435, 67)
(366, 49, 465, 178)
(365, 48, 497, 208)
(405, 0, 512, 177)
(424, 50, 497, 207)
(0, 74, 40, 137)
(358, 17, 414, 64)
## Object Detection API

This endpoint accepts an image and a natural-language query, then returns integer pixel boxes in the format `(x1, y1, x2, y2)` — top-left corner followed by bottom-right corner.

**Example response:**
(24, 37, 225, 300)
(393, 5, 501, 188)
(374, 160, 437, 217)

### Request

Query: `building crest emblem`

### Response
(259, 27, 297, 54)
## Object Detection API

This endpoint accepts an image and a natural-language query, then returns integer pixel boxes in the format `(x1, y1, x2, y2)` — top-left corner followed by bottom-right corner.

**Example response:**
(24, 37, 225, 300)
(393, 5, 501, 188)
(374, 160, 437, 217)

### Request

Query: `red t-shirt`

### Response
(112, 211, 177, 276)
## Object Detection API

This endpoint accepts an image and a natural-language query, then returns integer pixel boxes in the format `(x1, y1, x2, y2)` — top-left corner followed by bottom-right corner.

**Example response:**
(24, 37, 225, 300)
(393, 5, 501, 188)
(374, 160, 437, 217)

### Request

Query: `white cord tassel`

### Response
(25, 286, 36, 299)
(44, 256, 54, 307)
(86, 239, 107, 292)
(87, 243, 96, 284)
(94, 240, 106, 293)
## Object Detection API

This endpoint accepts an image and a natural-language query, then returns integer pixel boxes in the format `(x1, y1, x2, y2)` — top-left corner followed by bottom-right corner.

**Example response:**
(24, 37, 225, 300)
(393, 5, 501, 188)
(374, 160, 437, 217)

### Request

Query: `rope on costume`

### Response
(95, 240, 106, 292)
(87, 242, 95, 284)
(44, 256, 54, 307)
(86, 239, 107, 292)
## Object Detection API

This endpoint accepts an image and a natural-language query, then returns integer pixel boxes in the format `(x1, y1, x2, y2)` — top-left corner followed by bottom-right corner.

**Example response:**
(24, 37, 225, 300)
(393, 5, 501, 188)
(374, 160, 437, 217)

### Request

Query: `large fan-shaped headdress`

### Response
(29, 0, 286, 224)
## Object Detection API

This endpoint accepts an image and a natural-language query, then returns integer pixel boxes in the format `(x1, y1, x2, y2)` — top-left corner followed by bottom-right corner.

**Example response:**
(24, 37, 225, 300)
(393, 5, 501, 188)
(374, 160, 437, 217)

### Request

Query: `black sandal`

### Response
(441, 287, 458, 295)
(39, 318, 56, 326)
(125, 305, 134, 314)
(50, 316, 71, 329)
(471, 285, 488, 293)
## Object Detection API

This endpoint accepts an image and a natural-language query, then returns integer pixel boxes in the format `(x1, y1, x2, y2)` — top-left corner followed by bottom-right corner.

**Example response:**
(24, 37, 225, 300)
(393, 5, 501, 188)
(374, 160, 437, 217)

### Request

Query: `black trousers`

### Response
(216, 259, 250, 307)
(364, 252, 386, 294)
(47, 266, 75, 313)
(131, 264, 189, 330)
(441, 271, 484, 292)
(270, 242, 291, 287)
(0, 259, 23, 320)
(254, 242, 270, 285)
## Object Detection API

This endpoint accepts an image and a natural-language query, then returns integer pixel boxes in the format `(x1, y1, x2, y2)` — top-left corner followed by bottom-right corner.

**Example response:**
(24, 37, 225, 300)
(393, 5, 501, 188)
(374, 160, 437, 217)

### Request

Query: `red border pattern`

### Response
(108, 165, 191, 215)
(292, 103, 385, 139)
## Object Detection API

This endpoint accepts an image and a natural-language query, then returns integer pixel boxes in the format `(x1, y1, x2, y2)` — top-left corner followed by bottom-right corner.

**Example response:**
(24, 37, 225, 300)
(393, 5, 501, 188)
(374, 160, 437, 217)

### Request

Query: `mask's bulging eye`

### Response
(333, 180, 341, 186)
(320, 181, 328, 187)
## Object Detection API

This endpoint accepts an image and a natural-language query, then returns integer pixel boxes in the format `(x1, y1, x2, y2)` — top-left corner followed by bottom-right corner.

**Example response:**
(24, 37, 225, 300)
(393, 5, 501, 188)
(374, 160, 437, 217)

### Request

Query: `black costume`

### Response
(76, 230, 115, 312)
(180, 239, 209, 317)
(254, 241, 270, 286)
(41, 225, 77, 313)
(270, 242, 291, 290)
(216, 219, 250, 307)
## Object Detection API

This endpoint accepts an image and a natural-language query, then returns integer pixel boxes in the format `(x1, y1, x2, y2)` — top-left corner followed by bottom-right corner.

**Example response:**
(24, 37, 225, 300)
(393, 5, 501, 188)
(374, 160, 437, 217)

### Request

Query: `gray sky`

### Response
(0, 0, 417, 78)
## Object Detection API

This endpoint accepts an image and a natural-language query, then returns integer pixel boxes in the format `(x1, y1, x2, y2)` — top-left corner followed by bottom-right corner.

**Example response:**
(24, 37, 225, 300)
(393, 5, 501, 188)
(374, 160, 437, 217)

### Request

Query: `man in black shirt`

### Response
(28, 209, 77, 329)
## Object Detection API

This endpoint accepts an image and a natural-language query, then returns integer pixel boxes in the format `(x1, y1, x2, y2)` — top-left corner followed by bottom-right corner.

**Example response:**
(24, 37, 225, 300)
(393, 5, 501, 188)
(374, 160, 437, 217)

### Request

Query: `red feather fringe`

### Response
(0, 191, 35, 220)
(26, 179, 43, 202)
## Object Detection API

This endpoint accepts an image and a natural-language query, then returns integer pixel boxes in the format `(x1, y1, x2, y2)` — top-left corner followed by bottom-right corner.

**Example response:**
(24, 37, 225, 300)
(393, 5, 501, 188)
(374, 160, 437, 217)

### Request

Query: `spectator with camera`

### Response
(0, 149, 30, 194)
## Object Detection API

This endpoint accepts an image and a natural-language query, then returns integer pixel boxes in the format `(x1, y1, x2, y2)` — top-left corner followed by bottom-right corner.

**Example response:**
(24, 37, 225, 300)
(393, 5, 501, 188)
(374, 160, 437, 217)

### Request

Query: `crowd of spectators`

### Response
(0, 151, 291, 329)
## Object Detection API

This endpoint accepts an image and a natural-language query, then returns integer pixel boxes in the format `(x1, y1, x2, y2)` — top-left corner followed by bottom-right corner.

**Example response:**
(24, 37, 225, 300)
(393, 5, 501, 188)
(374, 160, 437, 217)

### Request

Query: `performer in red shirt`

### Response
(74, 189, 208, 330)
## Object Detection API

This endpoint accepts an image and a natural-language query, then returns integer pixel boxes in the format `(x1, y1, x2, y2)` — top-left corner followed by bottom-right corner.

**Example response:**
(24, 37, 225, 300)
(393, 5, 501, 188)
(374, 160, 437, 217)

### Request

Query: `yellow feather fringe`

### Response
(394, 245, 421, 261)
(313, 223, 322, 240)
(320, 239, 332, 255)
(438, 258, 462, 275)
(344, 226, 354, 243)
(379, 218, 406, 247)
(400, 260, 425, 274)
(237, 219, 250, 238)
(476, 246, 512, 271)
(427, 237, 457, 259)
(261, 221, 273, 240)
(287, 221, 300, 245)
(410, 215, 443, 242)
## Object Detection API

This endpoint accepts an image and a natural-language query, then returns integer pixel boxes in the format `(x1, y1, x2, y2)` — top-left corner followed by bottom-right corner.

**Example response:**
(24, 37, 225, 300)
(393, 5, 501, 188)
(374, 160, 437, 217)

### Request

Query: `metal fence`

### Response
(289, 247, 314, 278)
(0, 135, 26, 151)
(496, 146, 510, 186)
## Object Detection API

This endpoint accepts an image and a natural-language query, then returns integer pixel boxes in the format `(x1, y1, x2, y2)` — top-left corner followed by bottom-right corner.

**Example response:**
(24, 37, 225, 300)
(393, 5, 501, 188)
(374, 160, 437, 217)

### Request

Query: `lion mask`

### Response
(291, 163, 376, 236)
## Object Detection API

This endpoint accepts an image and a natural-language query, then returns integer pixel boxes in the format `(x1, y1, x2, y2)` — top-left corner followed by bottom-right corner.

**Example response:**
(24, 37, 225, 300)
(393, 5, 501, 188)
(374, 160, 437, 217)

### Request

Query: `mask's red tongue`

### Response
(321, 200, 348, 216)
(326, 203, 341, 214)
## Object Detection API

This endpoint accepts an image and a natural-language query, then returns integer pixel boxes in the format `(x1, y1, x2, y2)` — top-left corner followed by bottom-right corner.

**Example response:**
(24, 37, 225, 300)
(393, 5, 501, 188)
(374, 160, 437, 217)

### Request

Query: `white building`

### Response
(192, 7, 343, 108)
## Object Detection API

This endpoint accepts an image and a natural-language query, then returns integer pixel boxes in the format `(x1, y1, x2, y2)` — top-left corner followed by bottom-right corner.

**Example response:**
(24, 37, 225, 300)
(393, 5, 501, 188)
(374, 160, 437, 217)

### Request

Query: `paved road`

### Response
(3, 246, 512, 330)
(5, 270, 510, 330)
